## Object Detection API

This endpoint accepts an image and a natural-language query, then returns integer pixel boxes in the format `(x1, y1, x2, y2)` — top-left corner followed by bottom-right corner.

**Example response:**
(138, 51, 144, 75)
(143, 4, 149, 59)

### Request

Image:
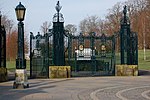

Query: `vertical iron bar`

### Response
(30, 32, 33, 78)
(45, 33, 49, 78)
(3, 26, 6, 68)
(0, 14, 2, 68)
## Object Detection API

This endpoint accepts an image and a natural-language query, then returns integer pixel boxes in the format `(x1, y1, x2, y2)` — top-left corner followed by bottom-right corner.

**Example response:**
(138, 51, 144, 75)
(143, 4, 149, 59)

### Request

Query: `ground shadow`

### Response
(139, 70, 150, 76)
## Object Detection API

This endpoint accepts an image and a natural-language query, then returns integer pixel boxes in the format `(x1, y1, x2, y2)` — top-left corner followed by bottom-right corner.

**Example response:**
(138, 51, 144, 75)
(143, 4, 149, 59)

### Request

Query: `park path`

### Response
(0, 76, 150, 100)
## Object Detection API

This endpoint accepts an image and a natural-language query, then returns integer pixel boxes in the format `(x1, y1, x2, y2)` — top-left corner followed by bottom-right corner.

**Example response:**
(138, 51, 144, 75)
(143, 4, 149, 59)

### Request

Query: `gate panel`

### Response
(30, 32, 50, 78)
(66, 33, 115, 77)
(95, 34, 115, 76)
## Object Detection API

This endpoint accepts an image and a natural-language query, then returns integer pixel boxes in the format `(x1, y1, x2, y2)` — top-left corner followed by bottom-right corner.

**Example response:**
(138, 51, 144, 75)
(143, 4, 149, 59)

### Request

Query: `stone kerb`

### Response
(115, 65, 138, 76)
(49, 66, 71, 78)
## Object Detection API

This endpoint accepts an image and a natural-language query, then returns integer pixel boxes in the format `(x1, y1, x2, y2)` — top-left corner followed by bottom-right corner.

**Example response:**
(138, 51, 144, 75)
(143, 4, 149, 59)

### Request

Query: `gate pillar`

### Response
(52, 1, 65, 66)
(0, 13, 7, 82)
(116, 5, 138, 76)
(120, 5, 138, 65)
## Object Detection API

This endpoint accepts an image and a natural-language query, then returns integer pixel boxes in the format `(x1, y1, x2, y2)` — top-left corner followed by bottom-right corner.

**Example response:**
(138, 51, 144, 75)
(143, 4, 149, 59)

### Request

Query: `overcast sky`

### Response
(0, 0, 127, 34)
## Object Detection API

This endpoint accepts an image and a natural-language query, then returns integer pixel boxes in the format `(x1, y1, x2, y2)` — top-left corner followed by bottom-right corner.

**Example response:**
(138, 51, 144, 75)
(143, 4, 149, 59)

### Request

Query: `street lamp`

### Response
(13, 2, 29, 89)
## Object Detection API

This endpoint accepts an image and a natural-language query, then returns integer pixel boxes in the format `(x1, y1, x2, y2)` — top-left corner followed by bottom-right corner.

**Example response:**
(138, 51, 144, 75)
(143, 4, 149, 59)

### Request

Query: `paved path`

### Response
(0, 76, 150, 100)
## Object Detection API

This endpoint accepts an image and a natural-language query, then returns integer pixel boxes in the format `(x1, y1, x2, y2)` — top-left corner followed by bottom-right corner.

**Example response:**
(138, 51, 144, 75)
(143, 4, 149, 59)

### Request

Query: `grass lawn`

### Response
(138, 49, 150, 70)
(6, 50, 150, 71)
(6, 60, 30, 71)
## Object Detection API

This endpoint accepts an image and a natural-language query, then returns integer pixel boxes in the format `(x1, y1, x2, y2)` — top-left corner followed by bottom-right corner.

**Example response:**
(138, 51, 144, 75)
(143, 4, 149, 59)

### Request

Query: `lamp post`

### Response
(13, 2, 29, 89)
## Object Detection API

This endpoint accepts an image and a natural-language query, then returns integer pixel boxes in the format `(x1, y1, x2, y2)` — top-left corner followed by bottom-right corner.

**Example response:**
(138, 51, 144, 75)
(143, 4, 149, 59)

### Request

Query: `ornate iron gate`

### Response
(30, 2, 138, 78)
(65, 33, 115, 76)
(30, 33, 116, 77)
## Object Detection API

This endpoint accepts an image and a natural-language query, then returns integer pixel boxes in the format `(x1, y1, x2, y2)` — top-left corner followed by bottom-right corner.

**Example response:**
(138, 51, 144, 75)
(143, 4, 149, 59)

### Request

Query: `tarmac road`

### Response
(0, 76, 150, 100)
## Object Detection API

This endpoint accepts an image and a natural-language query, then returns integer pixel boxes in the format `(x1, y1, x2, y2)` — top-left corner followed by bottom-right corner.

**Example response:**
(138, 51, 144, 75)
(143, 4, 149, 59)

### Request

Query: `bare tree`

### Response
(65, 24, 77, 35)
(125, 0, 150, 60)
(41, 21, 51, 34)
(106, 2, 123, 34)
(5, 29, 29, 61)
(1, 14, 14, 34)
(1, 13, 14, 61)
(79, 15, 101, 35)
(24, 34, 29, 54)
(79, 18, 89, 33)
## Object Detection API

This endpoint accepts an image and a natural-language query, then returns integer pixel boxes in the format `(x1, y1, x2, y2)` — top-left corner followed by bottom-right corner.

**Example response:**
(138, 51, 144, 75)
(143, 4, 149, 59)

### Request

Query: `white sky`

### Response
(0, 0, 127, 34)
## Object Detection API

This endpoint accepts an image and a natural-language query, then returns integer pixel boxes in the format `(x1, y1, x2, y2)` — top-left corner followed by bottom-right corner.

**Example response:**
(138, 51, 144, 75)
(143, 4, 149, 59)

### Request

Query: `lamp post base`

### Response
(13, 69, 29, 89)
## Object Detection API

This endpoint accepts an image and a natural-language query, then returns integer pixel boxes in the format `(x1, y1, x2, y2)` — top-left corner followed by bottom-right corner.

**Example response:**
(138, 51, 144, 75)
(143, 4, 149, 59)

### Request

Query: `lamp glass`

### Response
(15, 2, 26, 21)
(16, 9, 25, 21)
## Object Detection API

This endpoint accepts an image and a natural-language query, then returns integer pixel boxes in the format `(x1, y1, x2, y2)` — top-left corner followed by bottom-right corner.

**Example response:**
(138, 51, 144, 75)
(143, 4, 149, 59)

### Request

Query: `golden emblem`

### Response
(79, 45, 84, 51)
(101, 45, 106, 51)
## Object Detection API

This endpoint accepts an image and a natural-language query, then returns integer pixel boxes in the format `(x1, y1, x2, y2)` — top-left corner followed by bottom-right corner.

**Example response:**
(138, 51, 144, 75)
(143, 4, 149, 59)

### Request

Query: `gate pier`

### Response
(115, 5, 138, 76)
(0, 13, 7, 82)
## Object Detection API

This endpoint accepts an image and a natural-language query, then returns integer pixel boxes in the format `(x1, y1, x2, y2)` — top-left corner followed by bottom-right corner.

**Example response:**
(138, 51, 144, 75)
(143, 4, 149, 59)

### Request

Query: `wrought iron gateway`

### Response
(30, 33, 115, 77)
(66, 32, 116, 76)
(30, 1, 138, 78)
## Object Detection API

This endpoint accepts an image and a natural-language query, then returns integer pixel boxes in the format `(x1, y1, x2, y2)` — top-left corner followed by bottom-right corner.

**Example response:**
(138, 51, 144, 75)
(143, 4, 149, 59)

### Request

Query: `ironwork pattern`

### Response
(65, 33, 115, 76)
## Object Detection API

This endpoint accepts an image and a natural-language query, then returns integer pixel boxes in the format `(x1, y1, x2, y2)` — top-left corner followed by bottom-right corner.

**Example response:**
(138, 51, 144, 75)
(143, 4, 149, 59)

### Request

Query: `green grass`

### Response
(6, 50, 150, 71)
(138, 50, 150, 70)
(6, 60, 30, 71)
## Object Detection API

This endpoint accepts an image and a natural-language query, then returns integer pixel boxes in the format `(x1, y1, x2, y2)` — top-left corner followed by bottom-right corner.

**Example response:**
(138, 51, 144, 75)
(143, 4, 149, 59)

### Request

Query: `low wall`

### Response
(0, 67, 7, 82)
(115, 65, 138, 76)
(49, 66, 71, 78)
